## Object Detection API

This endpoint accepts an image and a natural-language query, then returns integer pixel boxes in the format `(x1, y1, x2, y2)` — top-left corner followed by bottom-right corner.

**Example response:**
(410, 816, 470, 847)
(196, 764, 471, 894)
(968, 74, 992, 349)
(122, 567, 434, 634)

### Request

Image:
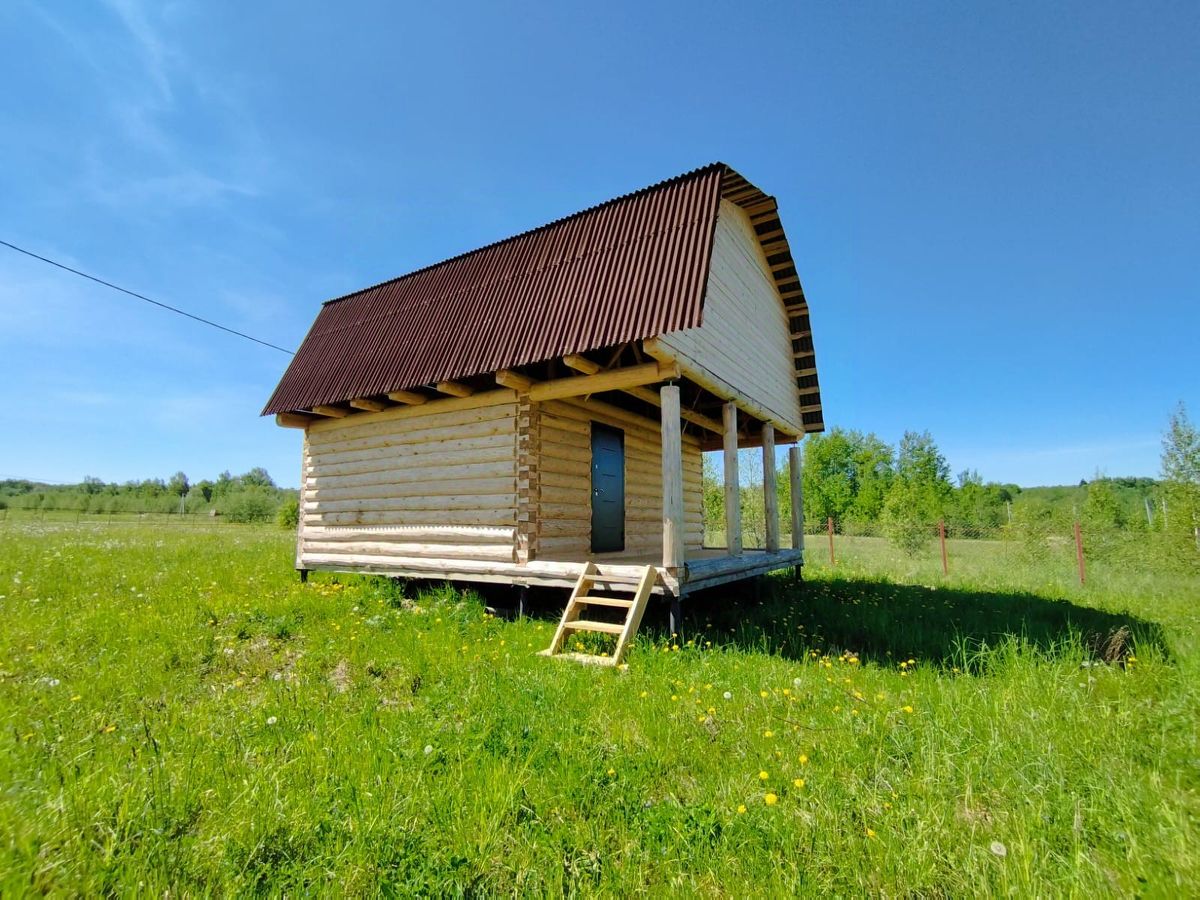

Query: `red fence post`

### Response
(827, 516, 835, 567)
(939, 519, 949, 575)
(1074, 521, 1086, 585)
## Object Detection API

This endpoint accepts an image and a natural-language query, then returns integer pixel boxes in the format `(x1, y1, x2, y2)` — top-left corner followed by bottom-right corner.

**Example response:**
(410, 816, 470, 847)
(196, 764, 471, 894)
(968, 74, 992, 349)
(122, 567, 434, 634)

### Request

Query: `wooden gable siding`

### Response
(535, 396, 704, 559)
(656, 199, 804, 434)
(298, 392, 519, 568)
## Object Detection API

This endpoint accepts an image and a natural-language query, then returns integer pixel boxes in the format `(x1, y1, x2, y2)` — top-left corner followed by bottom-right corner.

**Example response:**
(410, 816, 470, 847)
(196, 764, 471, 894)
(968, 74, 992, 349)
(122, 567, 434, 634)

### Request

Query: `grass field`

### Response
(1, 521, 1197, 895)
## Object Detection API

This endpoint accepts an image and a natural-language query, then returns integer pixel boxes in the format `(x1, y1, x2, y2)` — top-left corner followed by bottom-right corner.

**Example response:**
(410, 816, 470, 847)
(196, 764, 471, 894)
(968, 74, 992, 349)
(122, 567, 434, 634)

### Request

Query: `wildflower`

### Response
(266, 716, 278, 726)
(764, 792, 778, 806)
(723, 691, 733, 700)
(607, 768, 616, 777)
(902, 705, 914, 714)
(70, 695, 81, 702)
(793, 778, 805, 789)
(759, 690, 769, 699)
(102, 724, 117, 734)
(793, 677, 803, 687)
(758, 770, 769, 781)
(639, 690, 648, 699)
(990, 841, 1007, 857)
(866, 827, 876, 838)
(423, 744, 433, 755)
(737, 804, 747, 814)
(799, 754, 809, 765)
(671, 694, 679, 702)
(707, 707, 716, 715)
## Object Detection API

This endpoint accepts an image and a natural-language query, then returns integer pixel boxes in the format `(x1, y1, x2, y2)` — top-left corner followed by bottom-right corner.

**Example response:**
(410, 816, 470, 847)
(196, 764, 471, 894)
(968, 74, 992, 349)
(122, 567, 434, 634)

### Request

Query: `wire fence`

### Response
(705, 516, 1200, 585)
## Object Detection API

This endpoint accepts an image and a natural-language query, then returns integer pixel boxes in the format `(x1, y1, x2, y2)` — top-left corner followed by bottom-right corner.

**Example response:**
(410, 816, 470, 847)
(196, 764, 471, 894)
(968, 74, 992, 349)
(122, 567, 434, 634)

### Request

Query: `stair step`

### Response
(564, 619, 626, 635)
(576, 595, 634, 609)
(587, 573, 644, 584)
(537, 649, 616, 666)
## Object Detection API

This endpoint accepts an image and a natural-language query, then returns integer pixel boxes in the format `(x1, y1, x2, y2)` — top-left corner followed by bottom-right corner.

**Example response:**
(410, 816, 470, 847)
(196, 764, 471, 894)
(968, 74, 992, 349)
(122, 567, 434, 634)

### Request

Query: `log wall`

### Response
(299, 392, 519, 568)
(534, 396, 704, 559)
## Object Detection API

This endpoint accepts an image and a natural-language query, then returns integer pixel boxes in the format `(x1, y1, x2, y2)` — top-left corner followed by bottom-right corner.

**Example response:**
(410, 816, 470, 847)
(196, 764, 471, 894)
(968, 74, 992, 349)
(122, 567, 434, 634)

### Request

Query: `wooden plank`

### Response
(276, 412, 314, 429)
(723, 401, 742, 557)
(349, 398, 387, 412)
(763, 423, 779, 552)
(661, 385, 685, 570)
(789, 445, 804, 552)
(386, 389, 428, 405)
(435, 380, 474, 397)
(565, 619, 625, 635)
(312, 404, 351, 418)
(528, 361, 678, 402)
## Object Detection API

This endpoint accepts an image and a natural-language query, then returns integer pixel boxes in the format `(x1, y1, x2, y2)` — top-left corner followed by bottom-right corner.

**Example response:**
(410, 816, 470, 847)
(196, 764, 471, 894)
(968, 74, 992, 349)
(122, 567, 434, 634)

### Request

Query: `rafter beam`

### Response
(275, 412, 315, 429)
(495, 369, 535, 393)
(565, 352, 721, 432)
(435, 380, 474, 398)
(312, 404, 350, 418)
(528, 361, 678, 403)
(386, 389, 428, 405)
(349, 397, 387, 412)
(563, 354, 600, 375)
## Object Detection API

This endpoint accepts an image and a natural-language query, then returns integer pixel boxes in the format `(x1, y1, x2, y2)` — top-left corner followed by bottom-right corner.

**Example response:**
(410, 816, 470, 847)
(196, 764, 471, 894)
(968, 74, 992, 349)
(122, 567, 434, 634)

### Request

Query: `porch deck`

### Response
(306, 547, 803, 597)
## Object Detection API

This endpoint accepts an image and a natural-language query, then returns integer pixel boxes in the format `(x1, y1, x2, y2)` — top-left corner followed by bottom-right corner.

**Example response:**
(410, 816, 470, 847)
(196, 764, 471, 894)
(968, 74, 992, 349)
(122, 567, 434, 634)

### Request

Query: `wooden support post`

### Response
(762, 424, 779, 552)
(660, 385, 685, 570)
(298, 568, 308, 583)
(516, 585, 528, 619)
(789, 445, 804, 551)
(669, 597, 683, 639)
(827, 516, 835, 566)
(723, 402, 742, 556)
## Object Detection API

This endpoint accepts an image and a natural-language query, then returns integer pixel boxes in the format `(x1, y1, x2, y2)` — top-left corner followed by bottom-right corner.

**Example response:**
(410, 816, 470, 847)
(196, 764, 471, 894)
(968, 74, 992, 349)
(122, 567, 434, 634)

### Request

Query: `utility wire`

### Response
(0, 239, 294, 355)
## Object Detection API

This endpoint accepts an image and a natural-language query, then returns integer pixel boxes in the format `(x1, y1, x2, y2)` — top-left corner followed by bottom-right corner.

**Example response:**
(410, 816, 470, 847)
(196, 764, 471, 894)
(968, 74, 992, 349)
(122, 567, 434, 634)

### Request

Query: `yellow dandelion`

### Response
(639, 690, 648, 699)
(70, 695, 81, 702)
(764, 792, 778, 806)
(102, 724, 117, 734)
(902, 705, 914, 714)
(607, 768, 616, 776)
(763, 730, 774, 738)
(866, 827, 876, 838)
(758, 770, 769, 781)
(799, 753, 809, 765)
(671, 694, 679, 702)
(760, 690, 769, 698)
(737, 804, 747, 814)
(793, 778, 805, 789)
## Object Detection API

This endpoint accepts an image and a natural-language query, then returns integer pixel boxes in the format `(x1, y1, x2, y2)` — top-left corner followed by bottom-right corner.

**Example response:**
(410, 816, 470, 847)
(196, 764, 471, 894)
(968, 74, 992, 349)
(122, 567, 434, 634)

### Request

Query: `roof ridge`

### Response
(321, 162, 728, 307)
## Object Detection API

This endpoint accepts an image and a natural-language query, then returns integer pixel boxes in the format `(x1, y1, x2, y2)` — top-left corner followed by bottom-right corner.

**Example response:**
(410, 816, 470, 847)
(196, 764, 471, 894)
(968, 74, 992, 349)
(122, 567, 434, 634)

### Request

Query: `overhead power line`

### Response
(0, 239, 294, 355)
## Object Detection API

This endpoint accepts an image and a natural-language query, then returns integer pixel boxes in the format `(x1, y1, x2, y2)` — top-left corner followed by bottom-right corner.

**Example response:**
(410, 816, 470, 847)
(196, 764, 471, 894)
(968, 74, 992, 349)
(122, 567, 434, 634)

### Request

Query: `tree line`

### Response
(0, 468, 299, 525)
(704, 403, 1200, 561)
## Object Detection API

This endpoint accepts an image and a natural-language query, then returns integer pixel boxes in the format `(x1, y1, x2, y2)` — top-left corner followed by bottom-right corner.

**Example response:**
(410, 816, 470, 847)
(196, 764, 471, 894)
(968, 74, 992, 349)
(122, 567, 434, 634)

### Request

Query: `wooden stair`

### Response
(538, 563, 657, 666)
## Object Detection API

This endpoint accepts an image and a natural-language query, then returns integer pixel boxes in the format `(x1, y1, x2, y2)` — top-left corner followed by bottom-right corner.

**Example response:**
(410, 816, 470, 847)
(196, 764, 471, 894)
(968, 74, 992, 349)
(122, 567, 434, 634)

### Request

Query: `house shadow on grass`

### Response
(674, 572, 1169, 669)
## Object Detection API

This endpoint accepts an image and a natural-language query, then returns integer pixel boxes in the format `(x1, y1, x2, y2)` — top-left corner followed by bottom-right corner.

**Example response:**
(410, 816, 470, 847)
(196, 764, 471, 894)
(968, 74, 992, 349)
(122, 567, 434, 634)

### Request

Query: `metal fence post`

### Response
(1074, 521, 1086, 585)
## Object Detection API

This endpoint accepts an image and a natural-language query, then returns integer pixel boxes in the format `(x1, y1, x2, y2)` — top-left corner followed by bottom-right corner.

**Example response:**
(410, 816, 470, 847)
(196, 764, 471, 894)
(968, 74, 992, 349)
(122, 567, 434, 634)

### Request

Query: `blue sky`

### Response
(1, 1, 1196, 489)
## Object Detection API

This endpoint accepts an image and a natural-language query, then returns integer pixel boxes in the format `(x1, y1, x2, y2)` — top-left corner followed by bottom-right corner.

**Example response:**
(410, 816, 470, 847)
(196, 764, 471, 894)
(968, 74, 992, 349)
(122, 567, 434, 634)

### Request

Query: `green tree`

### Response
(882, 431, 952, 553)
(1160, 402, 1200, 561)
(167, 471, 190, 497)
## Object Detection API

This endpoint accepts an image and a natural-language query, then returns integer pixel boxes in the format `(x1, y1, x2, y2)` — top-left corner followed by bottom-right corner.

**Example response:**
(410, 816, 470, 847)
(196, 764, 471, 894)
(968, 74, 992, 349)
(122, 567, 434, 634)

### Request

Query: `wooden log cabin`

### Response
(263, 163, 824, 627)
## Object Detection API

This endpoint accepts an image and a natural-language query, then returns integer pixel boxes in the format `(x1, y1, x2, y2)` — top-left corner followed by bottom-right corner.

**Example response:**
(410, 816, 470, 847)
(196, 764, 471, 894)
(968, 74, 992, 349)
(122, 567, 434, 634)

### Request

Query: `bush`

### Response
(276, 497, 299, 529)
(222, 489, 277, 524)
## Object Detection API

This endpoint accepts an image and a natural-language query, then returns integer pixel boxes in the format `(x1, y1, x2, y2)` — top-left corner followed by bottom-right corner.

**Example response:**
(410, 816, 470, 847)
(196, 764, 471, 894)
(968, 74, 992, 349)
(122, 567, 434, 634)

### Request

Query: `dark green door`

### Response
(590, 424, 625, 553)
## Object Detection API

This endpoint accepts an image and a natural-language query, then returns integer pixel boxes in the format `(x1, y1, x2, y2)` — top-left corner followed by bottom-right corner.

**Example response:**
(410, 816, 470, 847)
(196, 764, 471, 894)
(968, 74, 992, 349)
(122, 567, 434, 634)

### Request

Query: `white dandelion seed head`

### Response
(223, 648, 235, 656)
(793, 677, 803, 687)
(423, 744, 434, 755)
(266, 716, 278, 726)
(723, 691, 733, 700)
(990, 841, 1007, 858)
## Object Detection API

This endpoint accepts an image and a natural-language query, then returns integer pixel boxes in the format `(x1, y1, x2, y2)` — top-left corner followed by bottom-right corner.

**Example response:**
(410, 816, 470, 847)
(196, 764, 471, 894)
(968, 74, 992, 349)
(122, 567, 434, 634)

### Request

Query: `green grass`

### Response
(1, 522, 1197, 895)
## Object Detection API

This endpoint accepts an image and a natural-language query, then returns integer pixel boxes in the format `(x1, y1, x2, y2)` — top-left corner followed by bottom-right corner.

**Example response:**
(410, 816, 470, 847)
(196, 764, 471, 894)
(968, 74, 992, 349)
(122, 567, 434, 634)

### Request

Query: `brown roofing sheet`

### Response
(262, 163, 824, 432)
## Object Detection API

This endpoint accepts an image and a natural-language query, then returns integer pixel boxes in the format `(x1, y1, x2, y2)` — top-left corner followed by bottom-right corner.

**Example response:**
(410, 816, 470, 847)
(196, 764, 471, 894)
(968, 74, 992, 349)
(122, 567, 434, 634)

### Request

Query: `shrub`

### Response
(276, 497, 299, 529)
(222, 489, 277, 524)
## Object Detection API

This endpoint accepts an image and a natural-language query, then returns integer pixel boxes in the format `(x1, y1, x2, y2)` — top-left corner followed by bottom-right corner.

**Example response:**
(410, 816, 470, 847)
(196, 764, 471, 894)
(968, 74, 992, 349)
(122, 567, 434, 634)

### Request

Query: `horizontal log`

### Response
(307, 456, 515, 483)
(308, 403, 516, 449)
(305, 492, 516, 514)
(305, 525, 514, 542)
(305, 476, 516, 503)
(305, 509, 515, 527)
(528, 361, 678, 402)
(301, 541, 515, 562)
(307, 389, 515, 436)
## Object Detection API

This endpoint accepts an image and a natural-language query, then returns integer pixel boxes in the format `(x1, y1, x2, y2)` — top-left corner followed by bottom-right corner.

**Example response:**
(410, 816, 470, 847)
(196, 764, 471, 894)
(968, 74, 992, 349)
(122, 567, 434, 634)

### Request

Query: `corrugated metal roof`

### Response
(262, 163, 824, 432)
